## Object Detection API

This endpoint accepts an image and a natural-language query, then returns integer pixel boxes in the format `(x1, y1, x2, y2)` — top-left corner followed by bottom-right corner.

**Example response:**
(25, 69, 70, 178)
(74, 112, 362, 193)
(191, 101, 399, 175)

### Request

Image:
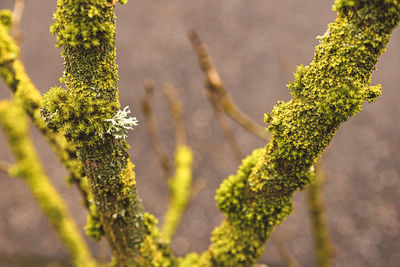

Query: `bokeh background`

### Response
(0, 0, 399, 266)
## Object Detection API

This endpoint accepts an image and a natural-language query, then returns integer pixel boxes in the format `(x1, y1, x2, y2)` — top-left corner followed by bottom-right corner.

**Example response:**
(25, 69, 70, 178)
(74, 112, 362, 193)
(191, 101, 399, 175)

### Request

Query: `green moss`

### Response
(50, 0, 116, 49)
(85, 198, 104, 241)
(0, 10, 12, 28)
(43, 0, 122, 147)
(178, 253, 200, 267)
(162, 146, 193, 241)
(0, 11, 19, 65)
(137, 213, 177, 267)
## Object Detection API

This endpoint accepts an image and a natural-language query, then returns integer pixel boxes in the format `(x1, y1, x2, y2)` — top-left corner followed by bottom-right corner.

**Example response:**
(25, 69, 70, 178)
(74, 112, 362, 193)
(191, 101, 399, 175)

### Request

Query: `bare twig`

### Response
(0, 160, 12, 174)
(190, 178, 206, 201)
(208, 88, 243, 163)
(272, 233, 300, 267)
(11, 0, 25, 45)
(141, 81, 173, 179)
(306, 158, 334, 267)
(163, 83, 187, 146)
(188, 30, 269, 142)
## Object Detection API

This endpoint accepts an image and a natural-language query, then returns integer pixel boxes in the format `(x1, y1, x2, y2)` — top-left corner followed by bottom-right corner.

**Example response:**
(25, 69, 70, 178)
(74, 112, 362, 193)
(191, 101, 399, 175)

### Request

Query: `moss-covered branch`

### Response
(0, 9, 93, 216)
(160, 85, 194, 241)
(191, 1, 400, 266)
(0, 101, 96, 267)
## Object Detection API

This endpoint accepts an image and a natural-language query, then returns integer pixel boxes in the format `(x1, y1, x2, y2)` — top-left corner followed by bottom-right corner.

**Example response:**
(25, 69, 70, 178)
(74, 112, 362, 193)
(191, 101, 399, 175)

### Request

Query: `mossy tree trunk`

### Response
(42, 1, 145, 266)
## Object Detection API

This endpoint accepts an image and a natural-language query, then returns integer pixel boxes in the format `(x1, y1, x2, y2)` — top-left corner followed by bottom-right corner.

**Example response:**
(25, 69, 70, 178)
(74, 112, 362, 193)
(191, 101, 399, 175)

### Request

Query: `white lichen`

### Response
(101, 106, 138, 139)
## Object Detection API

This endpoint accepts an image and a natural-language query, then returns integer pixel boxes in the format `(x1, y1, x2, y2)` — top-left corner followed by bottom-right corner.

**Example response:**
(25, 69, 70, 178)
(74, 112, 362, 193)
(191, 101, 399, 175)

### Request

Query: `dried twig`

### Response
(189, 30, 269, 142)
(11, 0, 25, 45)
(0, 160, 12, 174)
(306, 158, 334, 267)
(272, 233, 300, 267)
(189, 32, 243, 162)
(141, 81, 173, 179)
(163, 83, 187, 146)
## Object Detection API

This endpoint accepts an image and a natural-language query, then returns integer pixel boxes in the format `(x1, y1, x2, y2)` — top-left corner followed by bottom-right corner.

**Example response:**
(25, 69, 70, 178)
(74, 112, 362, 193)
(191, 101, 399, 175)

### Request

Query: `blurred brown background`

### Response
(0, 0, 399, 266)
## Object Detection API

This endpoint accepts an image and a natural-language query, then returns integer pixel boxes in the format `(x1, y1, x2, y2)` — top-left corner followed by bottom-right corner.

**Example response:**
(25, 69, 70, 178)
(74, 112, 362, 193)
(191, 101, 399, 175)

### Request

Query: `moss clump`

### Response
(137, 213, 177, 267)
(0, 9, 12, 28)
(43, 0, 122, 148)
(0, 10, 19, 66)
(50, 0, 116, 49)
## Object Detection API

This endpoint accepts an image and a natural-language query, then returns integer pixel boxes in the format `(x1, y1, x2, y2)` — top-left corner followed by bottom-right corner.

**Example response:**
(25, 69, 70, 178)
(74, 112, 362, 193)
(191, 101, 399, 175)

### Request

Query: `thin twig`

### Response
(189, 31, 245, 162)
(271, 233, 300, 267)
(190, 178, 206, 201)
(306, 158, 334, 267)
(141, 81, 173, 179)
(208, 88, 243, 163)
(11, 0, 25, 45)
(163, 83, 187, 146)
(0, 160, 12, 174)
(188, 30, 269, 142)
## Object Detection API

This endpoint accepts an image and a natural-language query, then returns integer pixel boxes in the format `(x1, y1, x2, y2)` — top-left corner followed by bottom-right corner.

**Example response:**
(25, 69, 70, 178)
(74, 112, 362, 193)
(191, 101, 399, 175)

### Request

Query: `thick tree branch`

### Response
(193, 1, 400, 266)
(43, 2, 175, 266)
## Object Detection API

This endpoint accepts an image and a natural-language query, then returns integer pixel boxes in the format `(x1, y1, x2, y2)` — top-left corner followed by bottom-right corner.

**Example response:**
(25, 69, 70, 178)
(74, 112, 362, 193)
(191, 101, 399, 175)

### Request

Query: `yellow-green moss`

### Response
(0, 101, 96, 267)
(0, 10, 18, 65)
(43, 0, 121, 146)
(121, 161, 136, 193)
(137, 213, 177, 267)
(0, 9, 12, 28)
(45, 1, 148, 265)
(162, 146, 193, 241)
(196, 1, 400, 266)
